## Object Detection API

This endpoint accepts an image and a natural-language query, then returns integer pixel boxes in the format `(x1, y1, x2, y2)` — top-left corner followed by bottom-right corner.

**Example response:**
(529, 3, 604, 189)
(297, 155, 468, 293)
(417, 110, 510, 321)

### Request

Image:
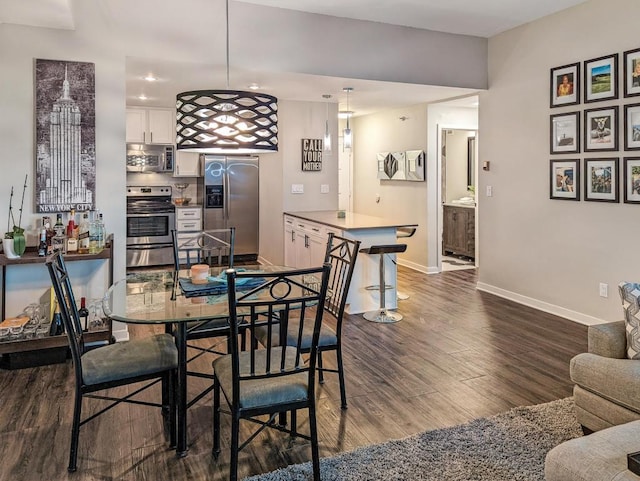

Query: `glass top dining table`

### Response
(102, 264, 294, 457)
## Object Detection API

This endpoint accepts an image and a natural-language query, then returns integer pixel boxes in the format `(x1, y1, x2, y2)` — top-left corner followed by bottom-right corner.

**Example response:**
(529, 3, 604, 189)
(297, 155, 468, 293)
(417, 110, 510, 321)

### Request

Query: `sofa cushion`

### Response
(571, 353, 640, 414)
(619, 282, 640, 359)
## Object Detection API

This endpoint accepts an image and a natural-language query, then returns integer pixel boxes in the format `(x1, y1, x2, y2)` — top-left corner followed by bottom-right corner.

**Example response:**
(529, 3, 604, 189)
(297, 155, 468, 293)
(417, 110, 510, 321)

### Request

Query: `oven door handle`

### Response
(126, 244, 173, 250)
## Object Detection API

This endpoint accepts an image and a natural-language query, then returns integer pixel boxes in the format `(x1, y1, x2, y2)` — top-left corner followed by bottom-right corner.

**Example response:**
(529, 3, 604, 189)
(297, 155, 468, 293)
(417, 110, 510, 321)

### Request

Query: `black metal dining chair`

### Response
(212, 263, 332, 481)
(171, 228, 239, 407)
(45, 250, 178, 472)
(253, 233, 360, 409)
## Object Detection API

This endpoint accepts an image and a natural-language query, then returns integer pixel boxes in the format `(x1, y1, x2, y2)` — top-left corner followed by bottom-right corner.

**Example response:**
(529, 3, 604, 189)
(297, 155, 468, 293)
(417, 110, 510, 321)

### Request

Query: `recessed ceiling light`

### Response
(144, 74, 157, 82)
(338, 111, 353, 119)
(138, 94, 148, 101)
(248, 83, 260, 90)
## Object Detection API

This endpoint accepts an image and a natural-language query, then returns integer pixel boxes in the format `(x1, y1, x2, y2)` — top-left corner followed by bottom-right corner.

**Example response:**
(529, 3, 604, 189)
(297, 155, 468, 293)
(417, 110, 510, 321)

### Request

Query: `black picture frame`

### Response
(584, 53, 619, 103)
(550, 62, 580, 108)
(623, 157, 640, 203)
(584, 106, 618, 152)
(624, 47, 640, 98)
(550, 159, 580, 201)
(624, 103, 640, 150)
(583, 157, 619, 203)
(550, 112, 580, 154)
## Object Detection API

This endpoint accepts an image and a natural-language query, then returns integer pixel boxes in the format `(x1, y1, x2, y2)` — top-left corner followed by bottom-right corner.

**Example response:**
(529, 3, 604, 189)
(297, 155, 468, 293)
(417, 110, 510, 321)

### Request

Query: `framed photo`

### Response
(584, 54, 618, 103)
(550, 112, 580, 154)
(584, 106, 618, 152)
(624, 48, 640, 98)
(624, 103, 640, 150)
(550, 62, 580, 107)
(584, 157, 619, 202)
(623, 157, 640, 203)
(550, 159, 580, 200)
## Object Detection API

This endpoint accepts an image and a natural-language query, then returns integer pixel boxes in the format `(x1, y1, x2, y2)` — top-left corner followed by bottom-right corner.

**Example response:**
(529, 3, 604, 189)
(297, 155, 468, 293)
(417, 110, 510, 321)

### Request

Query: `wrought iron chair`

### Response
(45, 250, 178, 472)
(212, 264, 332, 481)
(171, 228, 239, 407)
(254, 233, 360, 409)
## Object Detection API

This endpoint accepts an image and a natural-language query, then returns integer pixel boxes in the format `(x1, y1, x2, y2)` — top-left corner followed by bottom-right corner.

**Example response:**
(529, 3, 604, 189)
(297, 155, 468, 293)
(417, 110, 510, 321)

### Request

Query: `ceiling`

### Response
(1, 0, 589, 115)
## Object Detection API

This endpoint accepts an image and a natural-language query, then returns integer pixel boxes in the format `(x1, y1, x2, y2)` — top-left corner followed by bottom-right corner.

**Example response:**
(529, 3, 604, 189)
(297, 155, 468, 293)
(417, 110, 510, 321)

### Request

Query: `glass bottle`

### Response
(96, 213, 105, 252)
(78, 297, 89, 331)
(37, 228, 47, 257)
(66, 209, 78, 254)
(77, 213, 90, 254)
(52, 214, 66, 254)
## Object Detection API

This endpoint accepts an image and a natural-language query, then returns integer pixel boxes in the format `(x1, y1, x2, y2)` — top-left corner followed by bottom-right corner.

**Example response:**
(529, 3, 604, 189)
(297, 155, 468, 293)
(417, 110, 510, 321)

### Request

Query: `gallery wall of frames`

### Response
(549, 48, 640, 204)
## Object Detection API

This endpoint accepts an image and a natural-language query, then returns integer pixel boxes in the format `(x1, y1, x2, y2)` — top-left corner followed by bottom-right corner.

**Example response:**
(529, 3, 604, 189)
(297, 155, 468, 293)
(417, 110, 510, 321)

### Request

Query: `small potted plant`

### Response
(4, 175, 28, 258)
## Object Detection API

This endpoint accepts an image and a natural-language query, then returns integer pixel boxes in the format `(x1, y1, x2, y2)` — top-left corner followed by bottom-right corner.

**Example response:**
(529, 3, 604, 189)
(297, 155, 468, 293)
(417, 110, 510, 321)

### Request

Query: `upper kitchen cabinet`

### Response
(174, 151, 200, 177)
(126, 108, 175, 145)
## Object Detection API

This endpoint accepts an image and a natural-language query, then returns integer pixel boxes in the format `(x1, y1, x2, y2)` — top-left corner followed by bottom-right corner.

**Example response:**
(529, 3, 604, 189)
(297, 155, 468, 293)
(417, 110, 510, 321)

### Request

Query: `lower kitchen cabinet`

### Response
(283, 215, 336, 268)
(442, 205, 475, 259)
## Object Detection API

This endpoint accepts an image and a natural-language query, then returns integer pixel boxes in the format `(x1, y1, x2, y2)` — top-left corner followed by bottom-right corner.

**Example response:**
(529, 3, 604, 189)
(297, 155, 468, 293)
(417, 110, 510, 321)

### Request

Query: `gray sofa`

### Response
(571, 320, 640, 432)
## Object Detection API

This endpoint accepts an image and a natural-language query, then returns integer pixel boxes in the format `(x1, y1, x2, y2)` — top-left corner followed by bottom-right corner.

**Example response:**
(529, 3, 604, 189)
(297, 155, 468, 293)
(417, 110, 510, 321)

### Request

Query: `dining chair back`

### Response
(212, 263, 332, 481)
(172, 228, 235, 270)
(45, 250, 178, 472)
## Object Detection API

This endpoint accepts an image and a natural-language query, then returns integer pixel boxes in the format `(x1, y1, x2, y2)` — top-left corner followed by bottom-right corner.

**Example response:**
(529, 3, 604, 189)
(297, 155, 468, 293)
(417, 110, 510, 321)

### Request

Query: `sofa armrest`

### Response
(588, 321, 626, 359)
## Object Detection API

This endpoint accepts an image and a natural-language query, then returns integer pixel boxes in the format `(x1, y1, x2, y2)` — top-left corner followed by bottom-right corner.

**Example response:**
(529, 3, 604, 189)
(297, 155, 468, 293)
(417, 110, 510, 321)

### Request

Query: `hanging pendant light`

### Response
(343, 87, 353, 150)
(322, 94, 332, 153)
(176, 0, 278, 153)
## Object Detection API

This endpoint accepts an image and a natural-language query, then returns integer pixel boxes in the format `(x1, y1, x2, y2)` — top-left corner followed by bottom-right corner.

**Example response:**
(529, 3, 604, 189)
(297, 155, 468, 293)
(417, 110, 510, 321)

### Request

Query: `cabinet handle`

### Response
(176, 164, 180, 175)
(150, 132, 153, 143)
(305, 235, 309, 248)
(291, 230, 295, 242)
(312, 227, 320, 232)
(143, 131, 146, 143)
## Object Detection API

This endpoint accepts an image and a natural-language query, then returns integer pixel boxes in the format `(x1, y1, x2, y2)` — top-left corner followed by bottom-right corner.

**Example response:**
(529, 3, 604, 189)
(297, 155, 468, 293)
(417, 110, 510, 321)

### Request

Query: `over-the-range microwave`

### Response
(126, 144, 174, 173)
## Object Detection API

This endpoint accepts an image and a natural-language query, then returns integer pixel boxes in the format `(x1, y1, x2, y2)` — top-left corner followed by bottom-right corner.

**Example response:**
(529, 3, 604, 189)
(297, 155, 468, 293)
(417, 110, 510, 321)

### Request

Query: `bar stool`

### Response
(360, 244, 407, 323)
(396, 227, 416, 300)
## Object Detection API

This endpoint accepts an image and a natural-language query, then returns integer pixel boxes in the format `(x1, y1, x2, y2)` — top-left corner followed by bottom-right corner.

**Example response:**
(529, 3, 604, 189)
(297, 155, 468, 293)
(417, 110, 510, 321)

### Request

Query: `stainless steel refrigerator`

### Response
(196, 155, 259, 260)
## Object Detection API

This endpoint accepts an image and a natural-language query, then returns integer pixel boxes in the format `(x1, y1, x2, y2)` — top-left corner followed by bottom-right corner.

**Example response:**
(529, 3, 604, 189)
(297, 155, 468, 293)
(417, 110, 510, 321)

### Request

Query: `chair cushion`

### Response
(619, 282, 640, 359)
(213, 346, 308, 410)
(570, 353, 640, 414)
(82, 333, 178, 386)
(253, 318, 337, 350)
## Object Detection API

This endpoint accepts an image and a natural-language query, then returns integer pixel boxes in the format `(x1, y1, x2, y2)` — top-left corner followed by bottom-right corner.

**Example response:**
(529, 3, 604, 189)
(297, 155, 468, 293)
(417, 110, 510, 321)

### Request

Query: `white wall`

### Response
(352, 104, 429, 270)
(480, 0, 640, 324)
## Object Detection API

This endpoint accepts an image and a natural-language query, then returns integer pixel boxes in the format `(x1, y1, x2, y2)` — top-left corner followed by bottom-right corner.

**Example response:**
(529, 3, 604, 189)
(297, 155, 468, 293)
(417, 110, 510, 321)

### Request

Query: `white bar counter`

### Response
(284, 211, 417, 314)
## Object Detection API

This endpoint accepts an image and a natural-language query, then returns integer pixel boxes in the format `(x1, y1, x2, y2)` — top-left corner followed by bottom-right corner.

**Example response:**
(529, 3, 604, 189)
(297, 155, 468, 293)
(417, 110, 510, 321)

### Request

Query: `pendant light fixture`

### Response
(322, 94, 332, 153)
(176, 0, 278, 153)
(343, 87, 353, 150)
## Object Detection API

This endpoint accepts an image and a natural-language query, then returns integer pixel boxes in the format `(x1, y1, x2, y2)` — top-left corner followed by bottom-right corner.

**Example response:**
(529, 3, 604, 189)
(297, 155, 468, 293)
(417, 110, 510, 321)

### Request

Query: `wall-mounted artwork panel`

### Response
(378, 150, 425, 181)
(405, 150, 425, 181)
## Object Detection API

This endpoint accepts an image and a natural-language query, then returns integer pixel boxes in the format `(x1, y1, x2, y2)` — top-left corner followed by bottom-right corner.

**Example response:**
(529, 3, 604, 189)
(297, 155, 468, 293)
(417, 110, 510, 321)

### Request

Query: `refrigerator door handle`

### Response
(224, 169, 230, 220)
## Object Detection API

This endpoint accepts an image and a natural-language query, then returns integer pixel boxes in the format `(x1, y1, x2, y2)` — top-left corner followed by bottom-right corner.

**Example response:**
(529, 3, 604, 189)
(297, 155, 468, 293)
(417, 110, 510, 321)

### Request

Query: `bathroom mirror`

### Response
(467, 136, 476, 188)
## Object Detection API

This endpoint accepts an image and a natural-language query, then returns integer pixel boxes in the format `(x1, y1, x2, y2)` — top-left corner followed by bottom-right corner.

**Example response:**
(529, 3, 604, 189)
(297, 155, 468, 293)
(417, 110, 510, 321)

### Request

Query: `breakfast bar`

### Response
(284, 211, 418, 314)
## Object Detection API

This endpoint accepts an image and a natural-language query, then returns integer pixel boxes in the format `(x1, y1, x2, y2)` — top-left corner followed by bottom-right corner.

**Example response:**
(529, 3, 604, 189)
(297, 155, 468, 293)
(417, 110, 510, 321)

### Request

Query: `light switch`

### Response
(486, 185, 493, 197)
(291, 184, 304, 194)
(320, 184, 329, 194)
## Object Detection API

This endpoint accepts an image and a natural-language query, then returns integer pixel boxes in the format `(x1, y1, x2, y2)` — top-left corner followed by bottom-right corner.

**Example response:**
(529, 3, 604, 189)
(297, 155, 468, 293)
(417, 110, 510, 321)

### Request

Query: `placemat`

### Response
(178, 274, 266, 298)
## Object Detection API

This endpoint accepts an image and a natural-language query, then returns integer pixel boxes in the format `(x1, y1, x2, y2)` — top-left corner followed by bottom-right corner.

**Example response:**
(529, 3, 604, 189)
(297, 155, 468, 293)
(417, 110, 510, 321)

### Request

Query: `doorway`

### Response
(440, 128, 477, 272)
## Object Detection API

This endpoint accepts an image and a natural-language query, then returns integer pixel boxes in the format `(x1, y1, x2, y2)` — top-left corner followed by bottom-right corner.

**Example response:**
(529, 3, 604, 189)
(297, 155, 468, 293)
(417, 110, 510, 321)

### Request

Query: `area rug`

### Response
(245, 397, 582, 481)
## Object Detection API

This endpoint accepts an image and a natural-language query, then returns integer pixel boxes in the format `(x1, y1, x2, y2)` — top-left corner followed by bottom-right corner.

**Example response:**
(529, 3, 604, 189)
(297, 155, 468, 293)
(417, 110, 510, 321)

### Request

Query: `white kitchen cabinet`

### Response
(283, 215, 335, 269)
(175, 206, 203, 262)
(126, 107, 174, 144)
(174, 151, 201, 177)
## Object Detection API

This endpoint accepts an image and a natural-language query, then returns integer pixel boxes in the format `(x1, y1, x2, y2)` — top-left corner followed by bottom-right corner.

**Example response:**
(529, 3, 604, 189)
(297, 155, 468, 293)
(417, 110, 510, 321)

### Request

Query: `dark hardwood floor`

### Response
(0, 266, 587, 480)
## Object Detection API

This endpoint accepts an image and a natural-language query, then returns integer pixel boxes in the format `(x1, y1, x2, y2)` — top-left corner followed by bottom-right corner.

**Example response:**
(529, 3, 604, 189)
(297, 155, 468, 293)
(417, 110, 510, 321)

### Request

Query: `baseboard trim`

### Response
(397, 259, 434, 274)
(257, 256, 272, 266)
(476, 282, 606, 326)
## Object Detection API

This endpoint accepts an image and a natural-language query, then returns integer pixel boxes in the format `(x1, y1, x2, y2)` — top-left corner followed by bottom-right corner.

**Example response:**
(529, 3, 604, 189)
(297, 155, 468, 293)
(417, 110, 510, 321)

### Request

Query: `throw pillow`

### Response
(619, 282, 640, 359)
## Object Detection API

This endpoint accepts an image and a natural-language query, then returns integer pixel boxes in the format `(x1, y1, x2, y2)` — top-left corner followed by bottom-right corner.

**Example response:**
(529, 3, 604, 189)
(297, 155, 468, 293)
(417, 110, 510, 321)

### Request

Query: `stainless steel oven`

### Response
(126, 186, 176, 268)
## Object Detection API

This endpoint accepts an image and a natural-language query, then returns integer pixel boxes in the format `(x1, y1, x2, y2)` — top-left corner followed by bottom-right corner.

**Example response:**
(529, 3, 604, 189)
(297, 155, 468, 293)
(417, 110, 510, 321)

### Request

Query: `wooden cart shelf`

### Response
(0, 235, 114, 365)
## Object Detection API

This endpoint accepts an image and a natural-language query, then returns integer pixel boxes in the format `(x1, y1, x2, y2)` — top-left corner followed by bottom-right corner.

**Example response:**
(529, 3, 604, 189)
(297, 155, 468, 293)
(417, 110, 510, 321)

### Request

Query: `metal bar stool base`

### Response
(363, 308, 403, 323)
(397, 291, 410, 300)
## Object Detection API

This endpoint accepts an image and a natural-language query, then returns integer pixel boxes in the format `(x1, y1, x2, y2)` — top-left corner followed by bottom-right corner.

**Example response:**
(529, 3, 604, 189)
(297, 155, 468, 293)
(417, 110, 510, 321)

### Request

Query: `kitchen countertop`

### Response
(285, 210, 418, 231)
(173, 203, 202, 208)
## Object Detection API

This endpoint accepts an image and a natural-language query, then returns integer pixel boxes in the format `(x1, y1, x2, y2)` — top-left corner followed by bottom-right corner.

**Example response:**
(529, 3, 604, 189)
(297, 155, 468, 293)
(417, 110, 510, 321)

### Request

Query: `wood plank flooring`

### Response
(0, 266, 587, 480)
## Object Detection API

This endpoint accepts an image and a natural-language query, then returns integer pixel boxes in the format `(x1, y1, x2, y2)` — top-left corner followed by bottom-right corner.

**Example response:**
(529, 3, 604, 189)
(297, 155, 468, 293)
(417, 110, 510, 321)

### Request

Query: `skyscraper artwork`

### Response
(35, 59, 95, 213)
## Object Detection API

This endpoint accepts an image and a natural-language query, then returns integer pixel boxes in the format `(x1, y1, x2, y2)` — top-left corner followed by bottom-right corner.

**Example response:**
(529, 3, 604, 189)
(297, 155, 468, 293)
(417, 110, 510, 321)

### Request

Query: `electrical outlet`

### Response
(599, 283, 608, 298)
(291, 184, 304, 194)
(320, 184, 329, 194)
(486, 185, 493, 197)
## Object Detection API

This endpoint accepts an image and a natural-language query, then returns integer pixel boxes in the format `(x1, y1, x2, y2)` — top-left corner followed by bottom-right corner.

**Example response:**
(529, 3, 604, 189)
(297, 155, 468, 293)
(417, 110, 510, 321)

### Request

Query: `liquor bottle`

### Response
(88, 211, 99, 254)
(51, 214, 66, 254)
(66, 209, 78, 253)
(42, 216, 54, 255)
(49, 305, 65, 336)
(77, 212, 90, 254)
(78, 297, 89, 331)
(96, 213, 105, 252)
(37, 228, 47, 257)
